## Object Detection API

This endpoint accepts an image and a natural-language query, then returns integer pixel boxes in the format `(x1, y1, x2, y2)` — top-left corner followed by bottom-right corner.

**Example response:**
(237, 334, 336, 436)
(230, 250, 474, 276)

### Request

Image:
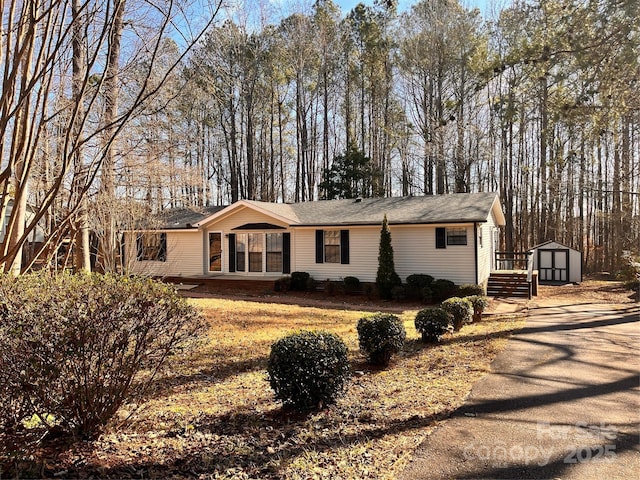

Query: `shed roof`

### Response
(530, 240, 581, 253)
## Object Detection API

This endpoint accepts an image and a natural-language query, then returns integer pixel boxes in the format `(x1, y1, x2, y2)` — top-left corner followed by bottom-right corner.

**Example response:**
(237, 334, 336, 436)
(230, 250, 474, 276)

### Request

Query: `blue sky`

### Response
(334, 0, 510, 19)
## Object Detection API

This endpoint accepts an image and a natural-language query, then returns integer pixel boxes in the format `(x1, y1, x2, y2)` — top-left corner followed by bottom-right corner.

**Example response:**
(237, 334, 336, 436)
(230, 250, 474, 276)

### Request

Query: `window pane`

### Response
(236, 234, 246, 272)
(324, 230, 340, 263)
(139, 233, 165, 261)
(447, 228, 467, 245)
(325, 245, 340, 263)
(249, 252, 262, 272)
(266, 233, 283, 272)
(248, 233, 263, 272)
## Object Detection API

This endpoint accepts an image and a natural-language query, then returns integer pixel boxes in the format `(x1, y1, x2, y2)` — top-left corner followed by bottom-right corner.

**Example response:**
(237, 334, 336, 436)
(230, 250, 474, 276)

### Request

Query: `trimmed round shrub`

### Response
(357, 313, 406, 366)
(0, 272, 203, 439)
(414, 308, 452, 343)
(406, 274, 434, 289)
(441, 297, 473, 331)
(290, 271, 312, 291)
(343, 276, 361, 294)
(431, 279, 457, 302)
(268, 330, 350, 410)
(420, 286, 433, 304)
(467, 295, 489, 322)
(275, 276, 291, 292)
(406, 274, 434, 301)
(457, 283, 485, 297)
(391, 285, 407, 301)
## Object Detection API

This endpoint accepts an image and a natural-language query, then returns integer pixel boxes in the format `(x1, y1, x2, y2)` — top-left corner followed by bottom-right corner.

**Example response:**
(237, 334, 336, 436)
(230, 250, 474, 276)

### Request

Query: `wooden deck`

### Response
(487, 270, 538, 299)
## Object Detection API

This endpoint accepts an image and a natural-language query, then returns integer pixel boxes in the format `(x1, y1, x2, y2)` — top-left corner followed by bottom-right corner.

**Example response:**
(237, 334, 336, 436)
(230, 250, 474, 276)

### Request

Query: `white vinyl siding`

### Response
(295, 224, 477, 285)
(393, 225, 476, 285)
(203, 206, 289, 233)
(127, 230, 203, 277)
(477, 211, 499, 285)
(295, 228, 377, 282)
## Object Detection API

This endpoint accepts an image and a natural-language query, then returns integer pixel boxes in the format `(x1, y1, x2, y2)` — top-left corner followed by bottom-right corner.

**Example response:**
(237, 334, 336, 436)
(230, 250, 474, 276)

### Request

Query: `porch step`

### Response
(487, 272, 533, 299)
(162, 276, 278, 294)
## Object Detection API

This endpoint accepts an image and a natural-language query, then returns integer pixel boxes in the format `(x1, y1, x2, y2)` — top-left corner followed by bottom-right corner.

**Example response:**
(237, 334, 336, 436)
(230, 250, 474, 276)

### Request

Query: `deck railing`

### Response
(494, 251, 533, 271)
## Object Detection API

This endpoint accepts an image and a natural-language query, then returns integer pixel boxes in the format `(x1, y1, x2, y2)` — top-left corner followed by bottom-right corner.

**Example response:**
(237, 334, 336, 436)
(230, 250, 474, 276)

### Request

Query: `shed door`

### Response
(538, 249, 568, 282)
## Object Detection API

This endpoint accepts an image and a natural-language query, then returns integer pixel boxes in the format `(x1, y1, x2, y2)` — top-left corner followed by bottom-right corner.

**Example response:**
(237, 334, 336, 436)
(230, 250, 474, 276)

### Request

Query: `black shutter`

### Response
(436, 227, 446, 249)
(315, 230, 324, 263)
(136, 234, 143, 260)
(282, 232, 291, 274)
(228, 234, 236, 272)
(158, 233, 167, 261)
(340, 230, 350, 264)
(120, 233, 126, 267)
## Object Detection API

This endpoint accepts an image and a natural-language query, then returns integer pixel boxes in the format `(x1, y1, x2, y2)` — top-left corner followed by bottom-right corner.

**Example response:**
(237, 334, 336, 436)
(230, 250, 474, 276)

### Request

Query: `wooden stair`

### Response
(487, 271, 537, 299)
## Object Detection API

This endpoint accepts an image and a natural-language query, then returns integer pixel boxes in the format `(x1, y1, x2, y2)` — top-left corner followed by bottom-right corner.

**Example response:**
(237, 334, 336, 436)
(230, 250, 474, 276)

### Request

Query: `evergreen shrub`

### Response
(441, 296, 473, 331)
(268, 331, 350, 410)
(414, 308, 452, 343)
(356, 313, 406, 366)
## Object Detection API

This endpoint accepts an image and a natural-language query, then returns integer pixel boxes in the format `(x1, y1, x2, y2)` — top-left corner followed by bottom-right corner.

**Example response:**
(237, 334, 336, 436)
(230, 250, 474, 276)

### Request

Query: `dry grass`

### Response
(10, 298, 525, 479)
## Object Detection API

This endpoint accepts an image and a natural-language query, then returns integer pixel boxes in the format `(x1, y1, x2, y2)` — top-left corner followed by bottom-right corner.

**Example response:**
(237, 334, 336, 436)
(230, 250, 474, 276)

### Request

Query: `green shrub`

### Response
(414, 308, 452, 343)
(420, 286, 433, 304)
(356, 313, 406, 366)
(406, 274, 434, 289)
(441, 297, 473, 331)
(0, 272, 203, 439)
(343, 276, 361, 294)
(431, 279, 457, 302)
(457, 283, 485, 297)
(267, 330, 350, 410)
(391, 285, 407, 301)
(624, 278, 639, 292)
(290, 271, 312, 291)
(364, 283, 377, 299)
(466, 295, 489, 322)
(275, 276, 291, 292)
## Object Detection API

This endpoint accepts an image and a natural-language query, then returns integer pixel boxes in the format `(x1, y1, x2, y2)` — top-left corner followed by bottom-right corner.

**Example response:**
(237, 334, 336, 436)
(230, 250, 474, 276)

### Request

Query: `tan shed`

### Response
(530, 240, 582, 284)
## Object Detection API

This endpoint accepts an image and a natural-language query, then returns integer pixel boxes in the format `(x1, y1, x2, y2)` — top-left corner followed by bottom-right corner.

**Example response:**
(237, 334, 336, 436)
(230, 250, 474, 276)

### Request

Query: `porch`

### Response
(163, 275, 281, 294)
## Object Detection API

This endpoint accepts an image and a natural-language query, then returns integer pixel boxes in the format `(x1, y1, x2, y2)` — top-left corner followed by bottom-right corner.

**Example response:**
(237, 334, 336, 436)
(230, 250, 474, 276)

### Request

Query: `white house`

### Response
(125, 192, 506, 287)
(0, 198, 46, 245)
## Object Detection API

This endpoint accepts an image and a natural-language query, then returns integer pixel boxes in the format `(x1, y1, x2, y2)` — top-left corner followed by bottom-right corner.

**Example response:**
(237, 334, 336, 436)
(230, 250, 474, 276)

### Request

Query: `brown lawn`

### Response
(6, 296, 528, 480)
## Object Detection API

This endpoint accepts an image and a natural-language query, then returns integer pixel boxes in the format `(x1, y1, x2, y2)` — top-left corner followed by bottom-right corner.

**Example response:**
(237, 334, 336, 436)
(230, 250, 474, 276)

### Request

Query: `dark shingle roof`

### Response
(246, 192, 501, 226)
(154, 205, 226, 229)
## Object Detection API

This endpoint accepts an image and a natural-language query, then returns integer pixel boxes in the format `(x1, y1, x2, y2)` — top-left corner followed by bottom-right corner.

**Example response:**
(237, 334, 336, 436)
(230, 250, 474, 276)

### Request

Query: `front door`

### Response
(538, 249, 568, 282)
(209, 232, 222, 272)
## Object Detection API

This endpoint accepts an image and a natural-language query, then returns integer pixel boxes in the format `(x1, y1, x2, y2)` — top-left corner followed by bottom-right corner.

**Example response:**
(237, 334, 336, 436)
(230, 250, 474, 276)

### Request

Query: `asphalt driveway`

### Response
(400, 301, 640, 479)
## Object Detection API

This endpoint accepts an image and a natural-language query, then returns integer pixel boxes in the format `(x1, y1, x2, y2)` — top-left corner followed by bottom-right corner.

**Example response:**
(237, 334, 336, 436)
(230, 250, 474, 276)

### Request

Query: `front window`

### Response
(266, 233, 283, 272)
(248, 233, 263, 272)
(447, 228, 468, 246)
(136, 233, 166, 261)
(324, 230, 340, 263)
(236, 234, 246, 271)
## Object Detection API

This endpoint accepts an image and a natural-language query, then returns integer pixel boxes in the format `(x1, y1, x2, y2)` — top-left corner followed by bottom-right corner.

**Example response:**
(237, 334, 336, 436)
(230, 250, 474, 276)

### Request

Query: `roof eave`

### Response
(195, 200, 298, 228)
(292, 219, 488, 227)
